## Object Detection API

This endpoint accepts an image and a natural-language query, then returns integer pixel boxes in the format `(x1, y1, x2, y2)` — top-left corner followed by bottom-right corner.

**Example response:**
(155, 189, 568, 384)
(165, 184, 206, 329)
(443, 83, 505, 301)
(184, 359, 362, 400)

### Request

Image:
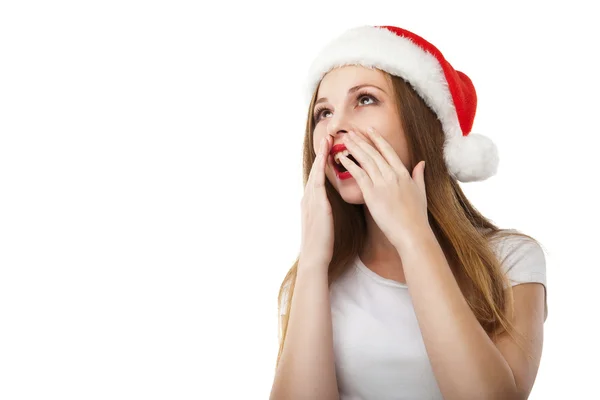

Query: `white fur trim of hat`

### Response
(304, 25, 499, 182)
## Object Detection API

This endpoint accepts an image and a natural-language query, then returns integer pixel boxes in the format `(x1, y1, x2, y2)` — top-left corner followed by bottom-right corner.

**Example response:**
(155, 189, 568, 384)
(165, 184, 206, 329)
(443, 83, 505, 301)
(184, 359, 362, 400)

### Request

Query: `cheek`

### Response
(388, 139, 410, 167)
(378, 128, 408, 161)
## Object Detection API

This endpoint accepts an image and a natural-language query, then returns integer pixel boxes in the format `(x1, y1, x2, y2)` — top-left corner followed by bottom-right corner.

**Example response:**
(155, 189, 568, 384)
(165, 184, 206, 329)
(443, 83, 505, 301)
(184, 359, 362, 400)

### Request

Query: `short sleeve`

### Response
(490, 232, 548, 321)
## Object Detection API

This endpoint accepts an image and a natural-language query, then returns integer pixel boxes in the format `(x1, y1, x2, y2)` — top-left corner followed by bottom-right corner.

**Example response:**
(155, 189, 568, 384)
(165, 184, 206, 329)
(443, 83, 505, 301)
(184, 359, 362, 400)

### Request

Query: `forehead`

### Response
(316, 65, 390, 97)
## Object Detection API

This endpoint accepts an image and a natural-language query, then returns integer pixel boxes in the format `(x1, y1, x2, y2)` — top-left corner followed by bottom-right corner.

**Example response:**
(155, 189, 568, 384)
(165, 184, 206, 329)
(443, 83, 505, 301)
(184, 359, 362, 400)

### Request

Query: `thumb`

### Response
(412, 161, 426, 197)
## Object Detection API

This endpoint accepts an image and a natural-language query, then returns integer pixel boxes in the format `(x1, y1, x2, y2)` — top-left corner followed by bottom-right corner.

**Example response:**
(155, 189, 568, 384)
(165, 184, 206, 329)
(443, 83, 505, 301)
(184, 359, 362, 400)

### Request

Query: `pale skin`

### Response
(314, 66, 545, 399)
(312, 65, 410, 283)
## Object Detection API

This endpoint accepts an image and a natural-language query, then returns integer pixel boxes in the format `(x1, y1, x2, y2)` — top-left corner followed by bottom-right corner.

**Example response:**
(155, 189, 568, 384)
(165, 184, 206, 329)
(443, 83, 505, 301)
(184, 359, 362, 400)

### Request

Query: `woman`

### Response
(270, 25, 547, 400)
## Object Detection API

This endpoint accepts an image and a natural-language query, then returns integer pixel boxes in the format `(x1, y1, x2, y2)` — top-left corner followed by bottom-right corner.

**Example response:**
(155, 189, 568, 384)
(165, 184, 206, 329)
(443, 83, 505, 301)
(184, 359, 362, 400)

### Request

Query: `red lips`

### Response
(330, 144, 348, 157)
(328, 143, 356, 180)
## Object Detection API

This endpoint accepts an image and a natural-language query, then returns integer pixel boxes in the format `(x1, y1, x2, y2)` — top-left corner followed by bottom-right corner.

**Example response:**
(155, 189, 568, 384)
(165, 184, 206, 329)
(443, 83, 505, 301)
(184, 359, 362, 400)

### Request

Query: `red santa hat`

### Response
(305, 25, 499, 182)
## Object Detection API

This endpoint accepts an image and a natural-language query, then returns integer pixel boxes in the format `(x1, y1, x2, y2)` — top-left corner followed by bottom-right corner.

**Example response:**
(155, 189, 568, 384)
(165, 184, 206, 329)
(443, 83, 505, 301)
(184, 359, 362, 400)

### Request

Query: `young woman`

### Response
(269, 25, 547, 400)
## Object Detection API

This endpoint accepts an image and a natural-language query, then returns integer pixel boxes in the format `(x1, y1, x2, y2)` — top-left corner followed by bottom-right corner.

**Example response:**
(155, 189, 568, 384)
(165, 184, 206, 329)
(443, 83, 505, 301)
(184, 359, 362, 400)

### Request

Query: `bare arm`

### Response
(393, 228, 541, 400)
(269, 261, 339, 400)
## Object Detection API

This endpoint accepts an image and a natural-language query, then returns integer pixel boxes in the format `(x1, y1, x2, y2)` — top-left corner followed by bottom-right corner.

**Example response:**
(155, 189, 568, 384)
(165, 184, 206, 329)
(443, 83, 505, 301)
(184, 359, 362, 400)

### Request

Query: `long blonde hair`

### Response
(276, 70, 542, 369)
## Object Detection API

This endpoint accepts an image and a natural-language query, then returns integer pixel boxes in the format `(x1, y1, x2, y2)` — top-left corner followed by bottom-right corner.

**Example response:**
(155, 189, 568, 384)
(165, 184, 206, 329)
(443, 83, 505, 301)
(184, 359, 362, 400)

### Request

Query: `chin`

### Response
(340, 192, 365, 204)
(328, 173, 365, 204)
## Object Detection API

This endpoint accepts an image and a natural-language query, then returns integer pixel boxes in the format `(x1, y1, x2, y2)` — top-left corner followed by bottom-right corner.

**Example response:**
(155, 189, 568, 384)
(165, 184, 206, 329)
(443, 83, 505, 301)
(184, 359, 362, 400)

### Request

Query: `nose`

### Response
(326, 112, 353, 140)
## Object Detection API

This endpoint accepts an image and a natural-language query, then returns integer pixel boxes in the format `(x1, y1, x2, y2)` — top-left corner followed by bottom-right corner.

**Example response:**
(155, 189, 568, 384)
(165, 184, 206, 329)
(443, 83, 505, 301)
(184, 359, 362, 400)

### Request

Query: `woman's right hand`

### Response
(299, 136, 335, 271)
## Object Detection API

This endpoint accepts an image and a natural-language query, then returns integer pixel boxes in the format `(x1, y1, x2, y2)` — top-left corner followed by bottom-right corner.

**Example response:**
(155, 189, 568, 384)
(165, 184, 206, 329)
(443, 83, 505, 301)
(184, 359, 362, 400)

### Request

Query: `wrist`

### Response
(392, 224, 435, 253)
(298, 258, 330, 275)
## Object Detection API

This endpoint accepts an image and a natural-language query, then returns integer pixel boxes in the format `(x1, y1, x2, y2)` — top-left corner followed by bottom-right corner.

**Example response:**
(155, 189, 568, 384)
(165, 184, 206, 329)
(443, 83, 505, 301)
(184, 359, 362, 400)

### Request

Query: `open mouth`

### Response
(329, 144, 361, 180)
(332, 152, 360, 173)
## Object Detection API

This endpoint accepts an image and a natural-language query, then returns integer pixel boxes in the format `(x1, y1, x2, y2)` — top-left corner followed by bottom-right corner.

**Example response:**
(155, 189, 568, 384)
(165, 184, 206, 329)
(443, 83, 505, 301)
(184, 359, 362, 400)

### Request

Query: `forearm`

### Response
(270, 261, 339, 400)
(395, 228, 518, 400)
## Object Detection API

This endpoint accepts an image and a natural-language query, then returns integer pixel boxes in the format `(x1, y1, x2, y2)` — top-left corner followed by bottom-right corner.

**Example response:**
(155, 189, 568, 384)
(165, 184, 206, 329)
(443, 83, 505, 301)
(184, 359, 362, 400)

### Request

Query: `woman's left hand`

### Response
(338, 125, 431, 249)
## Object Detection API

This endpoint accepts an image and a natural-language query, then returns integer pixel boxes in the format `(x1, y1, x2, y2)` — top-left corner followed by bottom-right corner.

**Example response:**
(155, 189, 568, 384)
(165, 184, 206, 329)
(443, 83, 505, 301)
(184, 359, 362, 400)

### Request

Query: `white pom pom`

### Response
(444, 133, 499, 182)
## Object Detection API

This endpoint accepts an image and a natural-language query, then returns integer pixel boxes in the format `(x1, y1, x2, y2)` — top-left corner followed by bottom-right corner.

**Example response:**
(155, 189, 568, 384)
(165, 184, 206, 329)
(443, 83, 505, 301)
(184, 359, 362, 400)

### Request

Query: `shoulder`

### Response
(487, 229, 547, 285)
(487, 229, 548, 320)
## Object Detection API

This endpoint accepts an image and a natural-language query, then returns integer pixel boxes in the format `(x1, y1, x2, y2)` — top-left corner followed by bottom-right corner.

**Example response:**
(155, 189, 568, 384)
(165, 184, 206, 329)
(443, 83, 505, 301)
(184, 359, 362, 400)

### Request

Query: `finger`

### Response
(413, 160, 427, 198)
(313, 137, 329, 189)
(343, 131, 387, 180)
(338, 152, 370, 188)
(306, 138, 325, 187)
(359, 126, 409, 176)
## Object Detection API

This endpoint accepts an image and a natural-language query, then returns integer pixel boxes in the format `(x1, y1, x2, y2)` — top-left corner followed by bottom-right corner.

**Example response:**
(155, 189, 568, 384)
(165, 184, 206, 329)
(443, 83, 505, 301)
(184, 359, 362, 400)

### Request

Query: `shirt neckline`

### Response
(354, 254, 409, 288)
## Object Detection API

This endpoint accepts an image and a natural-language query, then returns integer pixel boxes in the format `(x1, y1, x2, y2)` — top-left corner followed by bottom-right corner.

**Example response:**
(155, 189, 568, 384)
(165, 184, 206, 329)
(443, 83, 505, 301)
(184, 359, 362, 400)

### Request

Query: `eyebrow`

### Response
(314, 84, 387, 107)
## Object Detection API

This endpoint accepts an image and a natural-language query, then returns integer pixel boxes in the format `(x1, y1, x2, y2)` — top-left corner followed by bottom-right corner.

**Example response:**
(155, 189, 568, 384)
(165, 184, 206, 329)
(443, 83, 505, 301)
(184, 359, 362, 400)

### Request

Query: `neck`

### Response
(360, 205, 404, 277)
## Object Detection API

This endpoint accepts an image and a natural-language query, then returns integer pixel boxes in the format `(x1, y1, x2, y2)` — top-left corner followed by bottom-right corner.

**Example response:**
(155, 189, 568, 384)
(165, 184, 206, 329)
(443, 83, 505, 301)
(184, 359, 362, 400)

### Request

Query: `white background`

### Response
(1, 0, 598, 398)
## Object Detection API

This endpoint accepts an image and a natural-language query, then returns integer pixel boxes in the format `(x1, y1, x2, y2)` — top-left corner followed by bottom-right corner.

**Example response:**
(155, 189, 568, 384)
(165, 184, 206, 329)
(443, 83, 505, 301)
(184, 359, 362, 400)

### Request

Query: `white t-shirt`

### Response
(281, 232, 548, 399)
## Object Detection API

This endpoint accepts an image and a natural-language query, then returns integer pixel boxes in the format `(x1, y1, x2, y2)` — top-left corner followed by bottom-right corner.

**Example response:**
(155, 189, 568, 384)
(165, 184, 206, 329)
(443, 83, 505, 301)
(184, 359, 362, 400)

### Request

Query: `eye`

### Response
(313, 91, 379, 123)
(314, 107, 331, 121)
(358, 94, 375, 105)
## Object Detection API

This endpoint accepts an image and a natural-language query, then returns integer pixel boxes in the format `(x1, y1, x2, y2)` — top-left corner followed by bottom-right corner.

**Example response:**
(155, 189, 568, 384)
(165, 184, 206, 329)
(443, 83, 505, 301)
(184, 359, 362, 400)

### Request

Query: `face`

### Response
(312, 65, 410, 204)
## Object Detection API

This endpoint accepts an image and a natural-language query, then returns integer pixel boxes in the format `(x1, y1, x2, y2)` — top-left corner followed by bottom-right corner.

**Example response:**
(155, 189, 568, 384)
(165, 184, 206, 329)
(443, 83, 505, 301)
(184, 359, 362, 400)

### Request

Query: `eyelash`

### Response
(313, 91, 379, 122)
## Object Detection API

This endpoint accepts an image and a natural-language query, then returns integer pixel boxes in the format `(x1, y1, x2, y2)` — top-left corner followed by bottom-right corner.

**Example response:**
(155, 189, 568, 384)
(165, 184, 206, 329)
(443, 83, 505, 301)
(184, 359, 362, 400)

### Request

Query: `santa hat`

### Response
(305, 25, 499, 182)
